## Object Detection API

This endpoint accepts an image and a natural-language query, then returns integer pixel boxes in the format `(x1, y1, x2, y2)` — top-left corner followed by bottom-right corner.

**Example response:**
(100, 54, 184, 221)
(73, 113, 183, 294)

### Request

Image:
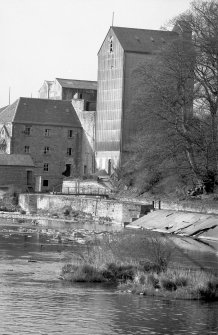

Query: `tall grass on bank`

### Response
(61, 230, 218, 300)
(120, 268, 218, 300)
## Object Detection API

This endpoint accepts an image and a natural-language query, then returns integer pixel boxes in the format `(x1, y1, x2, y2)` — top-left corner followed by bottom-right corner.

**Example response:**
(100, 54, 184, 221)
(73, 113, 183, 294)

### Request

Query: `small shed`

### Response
(0, 154, 35, 196)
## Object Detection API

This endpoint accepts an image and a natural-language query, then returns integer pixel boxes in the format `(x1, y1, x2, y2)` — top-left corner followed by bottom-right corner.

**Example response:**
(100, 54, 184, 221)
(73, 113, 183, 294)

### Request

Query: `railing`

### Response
(61, 186, 112, 196)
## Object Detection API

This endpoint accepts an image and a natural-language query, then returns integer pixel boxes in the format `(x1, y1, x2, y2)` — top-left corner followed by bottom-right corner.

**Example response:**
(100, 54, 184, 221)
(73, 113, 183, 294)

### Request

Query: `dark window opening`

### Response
(62, 164, 71, 177)
(44, 146, 50, 154)
(43, 180, 48, 187)
(67, 148, 72, 156)
(27, 171, 33, 185)
(24, 146, 30, 153)
(44, 129, 50, 137)
(44, 163, 49, 171)
(84, 165, 87, 175)
(24, 126, 31, 136)
(108, 159, 112, 175)
(68, 129, 73, 138)
(109, 36, 113, 53)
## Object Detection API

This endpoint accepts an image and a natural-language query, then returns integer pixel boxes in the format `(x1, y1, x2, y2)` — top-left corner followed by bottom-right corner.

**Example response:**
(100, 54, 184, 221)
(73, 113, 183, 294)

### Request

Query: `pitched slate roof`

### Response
(0, 100, 19, 123)
(56, 78, 97, 90)
(0, 154, 34, 166)
(0, 105, 8, 114)
(111, 26, 178, 53)
(0, 98, 82, 127)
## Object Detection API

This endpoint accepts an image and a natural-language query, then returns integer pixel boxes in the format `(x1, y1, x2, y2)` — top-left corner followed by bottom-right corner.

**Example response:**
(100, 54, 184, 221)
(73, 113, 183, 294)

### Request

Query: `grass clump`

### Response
(61, 262, 136, 283)
(62, 263, 105, 283)
(61, 230, 218, 301)
(119, 268, 218, 300)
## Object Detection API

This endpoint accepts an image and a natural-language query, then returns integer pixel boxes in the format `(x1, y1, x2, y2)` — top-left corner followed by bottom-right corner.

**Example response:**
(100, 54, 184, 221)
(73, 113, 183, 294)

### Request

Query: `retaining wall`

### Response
(19, 194, 142, 223)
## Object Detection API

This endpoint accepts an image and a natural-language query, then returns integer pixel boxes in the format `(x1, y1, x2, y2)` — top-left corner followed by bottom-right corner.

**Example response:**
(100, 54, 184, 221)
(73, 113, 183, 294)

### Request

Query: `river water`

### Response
(0, 218, 218, 335)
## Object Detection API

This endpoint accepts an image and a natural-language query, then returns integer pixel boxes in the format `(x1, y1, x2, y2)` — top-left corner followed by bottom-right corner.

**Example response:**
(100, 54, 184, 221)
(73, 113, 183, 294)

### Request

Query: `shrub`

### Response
(197, 280, 218, 300)
(64, 209, 70, 216)
(160, 278, 177, 291)
(102, 263, 135, 282)
(62, 263, 105, 283)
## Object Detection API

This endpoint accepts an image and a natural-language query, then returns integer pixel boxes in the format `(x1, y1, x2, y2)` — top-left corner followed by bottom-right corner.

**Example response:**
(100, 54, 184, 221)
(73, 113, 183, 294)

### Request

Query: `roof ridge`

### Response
(56, 78, 97, 83)
(112, 26, 175, 33)
(11, 98, 20, 123)
(18, 97, 72, 103)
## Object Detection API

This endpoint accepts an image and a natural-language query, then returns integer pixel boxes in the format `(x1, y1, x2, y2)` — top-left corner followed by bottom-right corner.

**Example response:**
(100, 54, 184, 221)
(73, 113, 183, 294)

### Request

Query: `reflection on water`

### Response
(0, 218, 218, 335)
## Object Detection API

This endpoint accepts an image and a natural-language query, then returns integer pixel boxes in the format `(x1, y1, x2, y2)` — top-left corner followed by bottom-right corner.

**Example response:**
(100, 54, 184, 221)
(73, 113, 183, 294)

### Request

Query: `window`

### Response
(24, 145, 30, 154)
(109, 36, 113, 53)
(43, 180, 48, 187)
(27, 171, 33, 185)
(62, 164, 71, 177)
(44, 129, 50, 137)
(24, 126, 31, 136)
(67, 148, 72, 156)
(84, 165, 87, 175)
(68, 129, 73, 138)
(44, 146, 50, 154)
(43, 163, 49, 171)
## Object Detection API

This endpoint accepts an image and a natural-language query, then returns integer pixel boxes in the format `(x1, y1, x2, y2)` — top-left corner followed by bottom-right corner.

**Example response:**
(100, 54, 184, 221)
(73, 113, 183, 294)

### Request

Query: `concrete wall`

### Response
(12, 123, 82, 191)
(62, 179, 107, 194)
(63, 88, 97, 102)
(19, 193, 142, 223)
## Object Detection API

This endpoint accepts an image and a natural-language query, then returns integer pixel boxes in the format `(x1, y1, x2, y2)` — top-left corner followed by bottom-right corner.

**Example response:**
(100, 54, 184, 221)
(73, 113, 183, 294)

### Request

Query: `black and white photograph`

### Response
(0, 0, 218, 334)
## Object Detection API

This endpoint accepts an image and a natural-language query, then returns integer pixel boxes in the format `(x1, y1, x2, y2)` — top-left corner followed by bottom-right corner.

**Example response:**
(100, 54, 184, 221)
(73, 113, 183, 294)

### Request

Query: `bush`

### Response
(160, 278, 177, 291)
(102, 263, 135, 282)
(64, 209, 70, 216)
(62, 263, 105, 283)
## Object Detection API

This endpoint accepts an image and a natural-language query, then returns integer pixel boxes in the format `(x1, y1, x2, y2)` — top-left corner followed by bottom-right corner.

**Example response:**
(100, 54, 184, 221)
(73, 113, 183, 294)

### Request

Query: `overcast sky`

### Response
(0, 0, 191, 107)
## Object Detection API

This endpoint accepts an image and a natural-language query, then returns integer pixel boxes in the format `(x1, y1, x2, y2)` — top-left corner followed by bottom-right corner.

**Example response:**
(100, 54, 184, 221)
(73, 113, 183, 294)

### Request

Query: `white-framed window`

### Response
(44, 129, 50, 137)
(24, 126, 31, 136)
(24, 145, 30, 153)
(44, 146, 50, 154)
(68, 129, 73, 138)
(67, 148, 72, 156)
(43, 163, 49, 172)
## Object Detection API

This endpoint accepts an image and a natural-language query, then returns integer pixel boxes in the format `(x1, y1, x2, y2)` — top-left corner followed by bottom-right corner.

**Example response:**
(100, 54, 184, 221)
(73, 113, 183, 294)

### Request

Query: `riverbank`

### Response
(61, 229, 218, 301)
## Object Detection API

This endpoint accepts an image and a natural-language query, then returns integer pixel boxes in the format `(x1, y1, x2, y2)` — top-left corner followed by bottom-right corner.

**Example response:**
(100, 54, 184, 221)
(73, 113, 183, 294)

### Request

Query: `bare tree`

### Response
(125, 1, 218, 193)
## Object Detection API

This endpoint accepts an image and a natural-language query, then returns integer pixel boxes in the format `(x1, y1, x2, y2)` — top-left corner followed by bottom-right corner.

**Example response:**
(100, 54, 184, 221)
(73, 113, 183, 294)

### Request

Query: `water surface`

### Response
(0, 218, 218, 335)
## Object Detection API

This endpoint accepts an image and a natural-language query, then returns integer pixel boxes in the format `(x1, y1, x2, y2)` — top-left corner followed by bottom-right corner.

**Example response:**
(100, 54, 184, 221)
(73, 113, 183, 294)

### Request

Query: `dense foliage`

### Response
(123, 1, 218, 195)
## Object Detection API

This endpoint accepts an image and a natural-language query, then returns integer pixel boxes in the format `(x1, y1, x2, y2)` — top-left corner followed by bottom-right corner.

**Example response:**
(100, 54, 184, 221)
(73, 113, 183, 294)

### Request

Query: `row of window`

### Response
(24, 146, 73, 156)
(23, 127, 74, 138)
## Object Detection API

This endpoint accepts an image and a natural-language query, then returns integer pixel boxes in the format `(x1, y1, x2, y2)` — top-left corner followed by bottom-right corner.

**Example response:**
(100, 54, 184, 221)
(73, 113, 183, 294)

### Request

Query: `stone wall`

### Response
(19, 193, 142, 223)
(12, 123, 82, 191)
(0, 166, 32, 195)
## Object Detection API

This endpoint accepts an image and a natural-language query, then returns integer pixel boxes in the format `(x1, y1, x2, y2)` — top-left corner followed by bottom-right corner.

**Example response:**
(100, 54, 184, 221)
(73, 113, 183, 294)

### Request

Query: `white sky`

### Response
(0, 0, 191, 107)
